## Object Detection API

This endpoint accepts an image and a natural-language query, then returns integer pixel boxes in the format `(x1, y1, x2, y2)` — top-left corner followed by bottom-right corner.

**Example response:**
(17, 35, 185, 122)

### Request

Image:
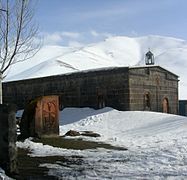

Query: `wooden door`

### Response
(163, 98, 169, 113)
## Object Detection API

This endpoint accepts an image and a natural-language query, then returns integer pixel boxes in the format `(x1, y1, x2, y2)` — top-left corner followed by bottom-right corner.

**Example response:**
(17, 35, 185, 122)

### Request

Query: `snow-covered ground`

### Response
(4, 35, 187, 99)
(0, 167, 13, 180)
(2, 35, 187, 178)
(17, 108, 187, 179)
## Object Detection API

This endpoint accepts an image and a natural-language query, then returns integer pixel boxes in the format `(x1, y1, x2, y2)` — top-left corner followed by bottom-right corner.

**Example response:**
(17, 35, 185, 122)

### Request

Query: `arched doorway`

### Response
(162, 98, 169, 113)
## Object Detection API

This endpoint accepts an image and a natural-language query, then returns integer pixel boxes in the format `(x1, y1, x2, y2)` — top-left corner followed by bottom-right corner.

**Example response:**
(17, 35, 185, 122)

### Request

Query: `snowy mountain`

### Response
(4, 35, 187, 99)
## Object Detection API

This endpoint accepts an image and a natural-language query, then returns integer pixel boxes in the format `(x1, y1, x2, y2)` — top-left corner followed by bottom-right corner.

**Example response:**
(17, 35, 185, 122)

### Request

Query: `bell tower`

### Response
(145, 49, 154, 65)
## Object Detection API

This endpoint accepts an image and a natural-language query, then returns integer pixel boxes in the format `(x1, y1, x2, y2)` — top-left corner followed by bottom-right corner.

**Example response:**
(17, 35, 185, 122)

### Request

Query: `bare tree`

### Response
(0, 0, 39, 104)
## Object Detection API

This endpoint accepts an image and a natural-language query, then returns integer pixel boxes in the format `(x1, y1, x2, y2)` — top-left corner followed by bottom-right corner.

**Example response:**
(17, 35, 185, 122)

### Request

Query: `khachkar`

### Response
(19, 95, 59, 139)
(0, 104, 18, 176)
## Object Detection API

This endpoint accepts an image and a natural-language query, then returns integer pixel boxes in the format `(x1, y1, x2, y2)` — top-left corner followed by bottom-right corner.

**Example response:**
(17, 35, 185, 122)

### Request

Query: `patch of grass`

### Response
(17, 148, 61, 180)
(15, 137, 127, 179)
(34, 136, 127, 151)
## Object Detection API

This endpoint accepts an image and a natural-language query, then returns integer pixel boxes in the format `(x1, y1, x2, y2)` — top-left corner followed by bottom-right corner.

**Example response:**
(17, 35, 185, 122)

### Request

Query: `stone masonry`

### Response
(0, 104, 17, 175)
(19, 95, 59, 139)
(3, 66, 179, 114)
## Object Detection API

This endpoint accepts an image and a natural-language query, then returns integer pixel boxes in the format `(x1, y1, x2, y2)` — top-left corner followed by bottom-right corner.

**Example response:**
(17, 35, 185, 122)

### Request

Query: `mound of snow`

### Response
(0, 168, 12, 180)
(60, 107, 187, 148)
(4, 35, 187, 99)
(17, 108, 187, 179)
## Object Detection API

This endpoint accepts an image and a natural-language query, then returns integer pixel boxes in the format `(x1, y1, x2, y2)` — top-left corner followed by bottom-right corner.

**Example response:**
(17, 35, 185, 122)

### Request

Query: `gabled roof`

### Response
(145, 50, 154, 56)
(129, 65, 179, 78)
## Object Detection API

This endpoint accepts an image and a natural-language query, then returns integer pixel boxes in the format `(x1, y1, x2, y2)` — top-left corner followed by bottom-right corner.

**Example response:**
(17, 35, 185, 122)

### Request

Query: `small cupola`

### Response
(145, 50, 154, 65)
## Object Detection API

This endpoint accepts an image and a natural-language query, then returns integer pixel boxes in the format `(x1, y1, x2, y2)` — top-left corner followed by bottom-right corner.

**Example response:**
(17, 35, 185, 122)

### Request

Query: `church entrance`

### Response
(162, 98, 169, 113)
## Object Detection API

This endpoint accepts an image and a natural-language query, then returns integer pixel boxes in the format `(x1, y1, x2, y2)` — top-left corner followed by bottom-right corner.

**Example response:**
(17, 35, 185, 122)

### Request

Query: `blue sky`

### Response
(36, 0, 187, 46)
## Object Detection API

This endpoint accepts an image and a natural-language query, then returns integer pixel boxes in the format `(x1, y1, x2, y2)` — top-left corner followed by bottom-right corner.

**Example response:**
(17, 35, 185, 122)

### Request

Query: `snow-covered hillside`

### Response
(17, 108, 187, 179)
(60, 107, 187, 148)
(4, 35, 187, 99)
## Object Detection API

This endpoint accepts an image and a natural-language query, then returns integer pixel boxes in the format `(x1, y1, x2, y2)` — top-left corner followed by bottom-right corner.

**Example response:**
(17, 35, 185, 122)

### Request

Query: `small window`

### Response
(145, 68, 150, 75)
(144, 92, 151, 110)
(165, 72, 168, 79)
(97, 94, 105, 109)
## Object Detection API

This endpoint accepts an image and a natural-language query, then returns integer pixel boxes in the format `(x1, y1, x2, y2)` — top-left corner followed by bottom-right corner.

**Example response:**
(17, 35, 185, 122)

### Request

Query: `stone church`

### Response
(3, 51, 179, 114)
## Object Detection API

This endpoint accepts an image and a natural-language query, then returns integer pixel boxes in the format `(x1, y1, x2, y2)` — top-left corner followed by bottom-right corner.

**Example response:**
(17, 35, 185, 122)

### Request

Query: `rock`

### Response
(65, 130, 80, 136)
(20, 96, 59, 139)
(64, 130, 101, 138)
(81, 131, 101, 137)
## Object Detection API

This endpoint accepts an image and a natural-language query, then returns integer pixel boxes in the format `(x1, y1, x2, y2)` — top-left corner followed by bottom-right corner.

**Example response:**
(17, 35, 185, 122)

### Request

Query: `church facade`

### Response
(3, 65, 179, 114)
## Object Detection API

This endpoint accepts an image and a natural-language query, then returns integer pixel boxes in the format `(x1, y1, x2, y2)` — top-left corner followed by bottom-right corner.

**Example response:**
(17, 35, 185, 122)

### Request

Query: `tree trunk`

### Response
(0, 72, 3, 104)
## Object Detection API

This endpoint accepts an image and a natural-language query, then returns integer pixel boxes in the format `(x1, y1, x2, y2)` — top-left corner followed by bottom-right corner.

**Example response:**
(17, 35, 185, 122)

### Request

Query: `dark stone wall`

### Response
(129, 66, 178, 114)
(3, 67, 130, 111)
(2, 66, 178, 114)
(0, 104, 17, 175)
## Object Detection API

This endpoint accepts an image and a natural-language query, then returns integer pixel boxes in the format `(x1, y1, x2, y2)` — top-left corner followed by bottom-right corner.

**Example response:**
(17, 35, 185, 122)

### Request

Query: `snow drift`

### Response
(17, 108, 187, 179)
(60, 107, 187, 148)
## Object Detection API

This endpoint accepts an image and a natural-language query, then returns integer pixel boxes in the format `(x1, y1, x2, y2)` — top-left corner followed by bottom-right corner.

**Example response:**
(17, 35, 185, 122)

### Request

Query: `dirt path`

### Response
(14, 137, 127, 179)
